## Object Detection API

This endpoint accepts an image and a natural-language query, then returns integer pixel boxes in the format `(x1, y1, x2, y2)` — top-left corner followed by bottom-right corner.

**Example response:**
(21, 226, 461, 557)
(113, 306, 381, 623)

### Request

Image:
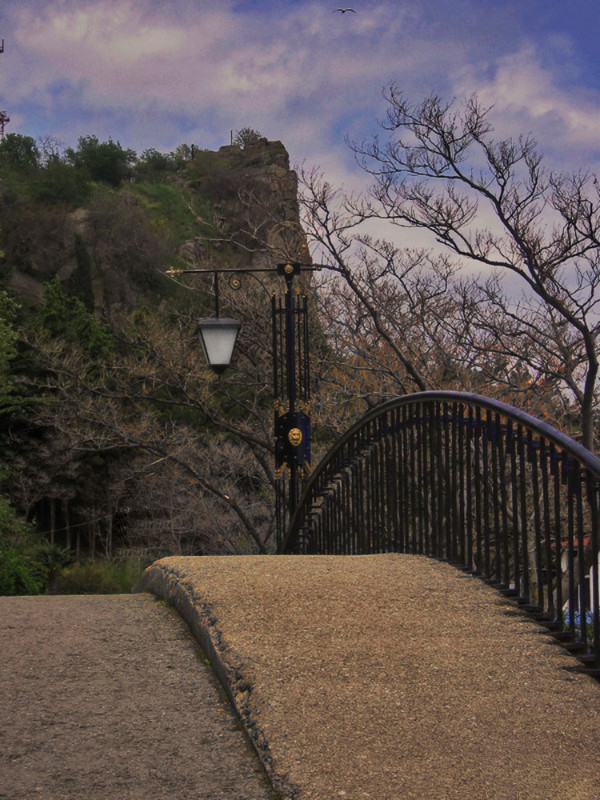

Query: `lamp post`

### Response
(167, 261, 317, 550)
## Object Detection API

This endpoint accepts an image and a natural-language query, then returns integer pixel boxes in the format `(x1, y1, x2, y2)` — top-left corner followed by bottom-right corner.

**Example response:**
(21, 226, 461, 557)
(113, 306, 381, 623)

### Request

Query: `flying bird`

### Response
(333, 8, 356, 12)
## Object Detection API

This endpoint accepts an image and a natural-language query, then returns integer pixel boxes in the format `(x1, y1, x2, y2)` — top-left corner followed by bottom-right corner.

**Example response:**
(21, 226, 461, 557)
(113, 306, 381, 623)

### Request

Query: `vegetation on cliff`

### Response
(0, 130, 314, 590)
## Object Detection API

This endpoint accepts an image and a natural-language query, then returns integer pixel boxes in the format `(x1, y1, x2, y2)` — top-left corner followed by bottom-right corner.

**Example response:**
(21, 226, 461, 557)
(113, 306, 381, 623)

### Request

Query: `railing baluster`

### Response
(529, 429, 544, 612)
(565, 456, 577, 638)
(497, 418, 510, 589)
(378, 416, 387, 551)
(517, 424, 530, 600)
(552, 445, 563, 623)
(576, 469, 587, 647)
(339, 469, 346, 553)
(457, 403, 466, 568)
(428, 400, 437, 557)
(401, 404, 410, 553)
(434, 400, 444, 559)
(491, 412, 502, 584)
(466, 406, 475, 571)
(588, 475, 600, 666)
(419, 404, 425, 555)
(371, 421, 379, 552)
(422, 404, 430, 555)
(351, 460, 359, 554)
(367, 423, 376, 552)
(389, 409, 401, 551)
(507, 422, 521, 596)
(444, 401, 453, 561)
(409, 405, 417, 554)
(482, 409, 491, 577)
(471, 407, 480, 570)
(540, 438, 555, 620)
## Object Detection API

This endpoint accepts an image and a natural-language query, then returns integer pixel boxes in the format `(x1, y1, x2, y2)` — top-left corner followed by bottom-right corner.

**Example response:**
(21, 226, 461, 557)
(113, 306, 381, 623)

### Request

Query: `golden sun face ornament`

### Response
(288, 427, 303, 447)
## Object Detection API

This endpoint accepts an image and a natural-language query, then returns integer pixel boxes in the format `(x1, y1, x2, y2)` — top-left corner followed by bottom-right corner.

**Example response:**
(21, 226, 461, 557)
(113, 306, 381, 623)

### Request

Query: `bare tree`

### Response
(23, 290, 278, 554)
(301, 88, 600, 449)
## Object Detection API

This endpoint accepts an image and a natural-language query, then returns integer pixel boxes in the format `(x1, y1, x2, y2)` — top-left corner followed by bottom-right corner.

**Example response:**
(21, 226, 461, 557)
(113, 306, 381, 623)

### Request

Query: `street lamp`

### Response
(197, 317, 241, 375)
(167, 261, 318, 550)
(195, 269, 241, 375)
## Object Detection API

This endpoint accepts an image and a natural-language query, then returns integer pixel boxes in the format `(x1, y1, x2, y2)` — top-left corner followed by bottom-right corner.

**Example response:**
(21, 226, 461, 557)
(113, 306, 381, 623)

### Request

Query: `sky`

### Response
(1, 0, 600, 191)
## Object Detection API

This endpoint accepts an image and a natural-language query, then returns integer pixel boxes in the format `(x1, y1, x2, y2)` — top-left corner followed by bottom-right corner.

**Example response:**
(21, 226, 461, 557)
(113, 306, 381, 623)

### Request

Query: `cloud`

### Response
(13, 2, 240, 105)
(10, 3, 408, 107)
(2, 0, 418, 160)
(452, 45, 600, 167)
(2, 0, 600, 185)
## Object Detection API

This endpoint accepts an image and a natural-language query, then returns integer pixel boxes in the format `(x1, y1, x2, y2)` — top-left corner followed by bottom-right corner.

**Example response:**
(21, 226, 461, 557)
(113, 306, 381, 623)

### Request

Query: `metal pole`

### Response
(284, 269, 296, 414)
(214, 270, 220, 317)
(283, 267, 298, 526)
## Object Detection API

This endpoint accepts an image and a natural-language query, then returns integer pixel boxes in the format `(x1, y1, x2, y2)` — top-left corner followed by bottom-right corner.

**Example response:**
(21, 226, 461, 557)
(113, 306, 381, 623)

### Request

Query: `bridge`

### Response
(284, 391, 600, 679)
(1, 392, 600, 799)
(140, 553, 600, 800)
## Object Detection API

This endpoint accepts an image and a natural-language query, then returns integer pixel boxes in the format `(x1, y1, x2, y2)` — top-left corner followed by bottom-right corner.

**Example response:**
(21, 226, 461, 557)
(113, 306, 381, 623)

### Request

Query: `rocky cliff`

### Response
(2, 138, 309, 315)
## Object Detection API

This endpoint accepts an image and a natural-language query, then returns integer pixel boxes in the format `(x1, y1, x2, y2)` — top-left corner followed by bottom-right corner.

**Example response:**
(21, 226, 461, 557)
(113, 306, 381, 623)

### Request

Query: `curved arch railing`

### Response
(282, 391, 600, 674)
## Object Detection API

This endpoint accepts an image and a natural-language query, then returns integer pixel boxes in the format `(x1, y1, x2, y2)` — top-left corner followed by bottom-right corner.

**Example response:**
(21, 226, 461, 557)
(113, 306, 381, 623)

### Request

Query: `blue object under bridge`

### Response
(281, 391, 600, 677)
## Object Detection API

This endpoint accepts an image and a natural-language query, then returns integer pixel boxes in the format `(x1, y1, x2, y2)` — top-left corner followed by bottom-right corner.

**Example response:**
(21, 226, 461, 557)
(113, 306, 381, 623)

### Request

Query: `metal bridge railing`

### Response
(282, 391, 600, 675)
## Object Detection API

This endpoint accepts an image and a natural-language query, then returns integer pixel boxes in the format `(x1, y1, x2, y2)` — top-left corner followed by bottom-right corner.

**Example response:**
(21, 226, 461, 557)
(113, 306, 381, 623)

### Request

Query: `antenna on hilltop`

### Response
(0, 37, 8, 139)
(0, 112, 9, 139)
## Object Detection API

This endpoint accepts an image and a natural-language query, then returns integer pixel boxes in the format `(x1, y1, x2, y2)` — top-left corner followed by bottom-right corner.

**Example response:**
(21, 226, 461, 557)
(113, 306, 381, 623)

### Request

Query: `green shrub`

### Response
(56, 558, 144, 594)
(31, 160, 91, 207)
(65, 135, 136, 187)
(35, 278, 115, 361)
(132, 181, 201, 242)
(0, 546, 44, 595)
(0, 496, 47, 595)
(232, 127, 264, 148)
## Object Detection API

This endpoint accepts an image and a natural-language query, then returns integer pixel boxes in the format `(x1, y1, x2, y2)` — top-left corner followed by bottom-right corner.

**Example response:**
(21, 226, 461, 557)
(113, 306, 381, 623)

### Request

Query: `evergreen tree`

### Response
(65, 235, 95, 312)
(0, 133, 40, 171)
(66, 135, 136, 187)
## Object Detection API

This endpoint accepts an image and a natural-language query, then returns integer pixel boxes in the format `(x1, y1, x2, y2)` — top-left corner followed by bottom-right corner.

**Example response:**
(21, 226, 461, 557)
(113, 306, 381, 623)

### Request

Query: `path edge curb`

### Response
(137, 558, 297, 800)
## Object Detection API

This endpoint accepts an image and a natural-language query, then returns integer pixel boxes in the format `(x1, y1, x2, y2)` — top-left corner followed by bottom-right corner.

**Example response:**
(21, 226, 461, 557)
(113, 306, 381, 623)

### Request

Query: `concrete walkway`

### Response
(0, 593, 278, 800)
(141, 554, 600, 800)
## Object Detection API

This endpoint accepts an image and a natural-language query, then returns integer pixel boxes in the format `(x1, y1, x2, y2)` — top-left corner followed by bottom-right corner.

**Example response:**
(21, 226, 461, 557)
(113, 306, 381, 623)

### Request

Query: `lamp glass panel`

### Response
(198, 317, 241, 370)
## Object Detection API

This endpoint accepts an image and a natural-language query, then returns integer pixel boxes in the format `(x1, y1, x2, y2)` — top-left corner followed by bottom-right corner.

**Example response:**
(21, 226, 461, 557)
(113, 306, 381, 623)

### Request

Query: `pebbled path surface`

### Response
(0, 593, 279, 800)
(141, 554, 600, 800)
